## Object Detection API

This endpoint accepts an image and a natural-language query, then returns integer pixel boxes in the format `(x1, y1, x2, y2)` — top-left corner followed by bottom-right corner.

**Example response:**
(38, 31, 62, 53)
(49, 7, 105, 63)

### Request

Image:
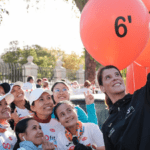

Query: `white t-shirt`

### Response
(22, 82, 36, 90)
(72, 88, 80, 95)
(0, 127, 17, 150)
(57, 123, 104, 150)
(16, 107, 32, 120)
(39, 118, 64, 149)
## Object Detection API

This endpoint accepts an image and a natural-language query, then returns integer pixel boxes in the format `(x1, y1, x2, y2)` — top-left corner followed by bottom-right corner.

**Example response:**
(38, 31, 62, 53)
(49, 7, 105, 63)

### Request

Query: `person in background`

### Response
(0, 82, 10, 95)
(79, 80, 92, 95)
(29, 88, 64, 149)
(22, 76, 36, 90)
(9, 81, 33, 130)
(42, 81, 49, 89)
(36, 79, 42, 88)
(71, 81, 80, 95)
(42, 78, 48, 83)
(0, 93, 17, 150)
(54, 101, 105, 150)
(51, 81, 98, 124)
(13, 118, 55, 150)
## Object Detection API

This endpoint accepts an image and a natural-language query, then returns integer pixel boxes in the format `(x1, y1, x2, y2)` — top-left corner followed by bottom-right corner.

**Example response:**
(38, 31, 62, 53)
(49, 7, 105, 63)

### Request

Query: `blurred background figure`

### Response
(42, 78, 48, 83)
(79, 80, 92, 94)
(42, 81, 49, 89)
(71, 81, 80, 95)
(22, 76, 36, 90)
(36, 78, 42, 88)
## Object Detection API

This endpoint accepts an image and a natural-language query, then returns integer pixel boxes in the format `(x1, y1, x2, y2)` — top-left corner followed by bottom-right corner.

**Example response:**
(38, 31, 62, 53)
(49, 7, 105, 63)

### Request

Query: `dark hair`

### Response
(0, 82, 10, 94)
(13, 118, 35, 150)
(36, 78, 42, 83)
(84, 80, 91, 88)
(54, 100, 75, 120)
(9, 100, 31, 130)
(51, 81, 70, 92)
(27, 76, 34, 82)
(97, 65, 122, 109)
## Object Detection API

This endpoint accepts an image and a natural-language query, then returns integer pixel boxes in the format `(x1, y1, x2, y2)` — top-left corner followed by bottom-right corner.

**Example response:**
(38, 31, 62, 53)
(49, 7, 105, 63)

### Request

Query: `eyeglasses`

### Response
(54, 88, 68, 93)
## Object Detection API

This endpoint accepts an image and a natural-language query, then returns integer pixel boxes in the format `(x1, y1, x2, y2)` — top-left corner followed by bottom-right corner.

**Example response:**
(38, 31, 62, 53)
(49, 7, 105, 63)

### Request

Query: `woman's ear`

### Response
(30, 105, 36, 112)
(18, 133, 26, 141)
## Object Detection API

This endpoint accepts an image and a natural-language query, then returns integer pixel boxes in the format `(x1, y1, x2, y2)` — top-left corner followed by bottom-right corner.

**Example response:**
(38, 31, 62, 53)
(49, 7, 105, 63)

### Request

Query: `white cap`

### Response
(10, 81, 24, 92)
(0, 94, 14, 104)
(29, 88, 52, 105)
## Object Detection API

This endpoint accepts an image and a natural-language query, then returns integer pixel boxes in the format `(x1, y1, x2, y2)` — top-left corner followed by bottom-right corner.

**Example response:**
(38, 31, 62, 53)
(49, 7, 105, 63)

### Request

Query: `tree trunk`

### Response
(85, 51, 96, 82)
(74, 0, 96, 82)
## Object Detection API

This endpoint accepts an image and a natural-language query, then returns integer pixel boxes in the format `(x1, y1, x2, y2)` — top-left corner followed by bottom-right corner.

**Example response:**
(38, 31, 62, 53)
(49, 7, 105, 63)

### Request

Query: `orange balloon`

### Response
(126, 63, 134, 94)
(135, 38, 150, 67)
(142, 0, 150, 12)
(126, 62, 147, 94)
(80, 0, 150, 70)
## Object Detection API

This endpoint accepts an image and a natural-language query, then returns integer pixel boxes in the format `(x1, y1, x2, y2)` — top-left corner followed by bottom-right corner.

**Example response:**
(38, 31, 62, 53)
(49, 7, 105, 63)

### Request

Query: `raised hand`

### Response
(11, 108, 19, 124)
(42, 136, 55, 150)
(84, 90, 94, 105)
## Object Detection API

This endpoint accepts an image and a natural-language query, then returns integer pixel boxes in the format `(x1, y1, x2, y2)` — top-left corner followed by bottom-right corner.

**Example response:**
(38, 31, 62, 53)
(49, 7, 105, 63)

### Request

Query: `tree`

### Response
(71, 0, 97, 82)
(1, 42, 61, 68)
(1, 0, 96, 82)
(63, 51, 84, 70)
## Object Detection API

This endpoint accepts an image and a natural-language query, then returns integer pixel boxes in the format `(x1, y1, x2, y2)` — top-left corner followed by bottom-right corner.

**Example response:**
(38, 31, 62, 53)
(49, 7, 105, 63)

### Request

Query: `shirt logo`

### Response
(9, 137, 12, 141)
(68, 146, 75, 150)
(108, 128, 115, 138)
(50, 128, 55, 132)
(125, 106, 135, 119)
(3, 143, 11, 149)
(82, 137, 87, 141)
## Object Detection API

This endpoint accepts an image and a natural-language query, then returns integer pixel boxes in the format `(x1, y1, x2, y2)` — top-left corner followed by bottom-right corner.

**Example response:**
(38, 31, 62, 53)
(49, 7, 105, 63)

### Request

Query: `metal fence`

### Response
(0, 62, 26, 83)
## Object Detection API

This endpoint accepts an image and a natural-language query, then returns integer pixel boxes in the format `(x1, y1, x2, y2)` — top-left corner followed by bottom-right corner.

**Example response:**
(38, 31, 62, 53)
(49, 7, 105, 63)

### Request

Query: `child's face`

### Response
(23, 120, 44, 147)
(56, 103, 78, 128)
(31, 92, 54, 118)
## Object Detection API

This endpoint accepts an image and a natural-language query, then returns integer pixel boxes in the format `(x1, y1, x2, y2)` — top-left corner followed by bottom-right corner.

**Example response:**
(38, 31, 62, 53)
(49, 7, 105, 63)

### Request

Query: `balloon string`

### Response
(132, 63, 135, 92)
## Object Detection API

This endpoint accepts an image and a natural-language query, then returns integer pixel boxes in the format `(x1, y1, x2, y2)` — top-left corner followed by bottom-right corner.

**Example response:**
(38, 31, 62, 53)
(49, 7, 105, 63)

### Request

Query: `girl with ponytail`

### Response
(54, 100, 105, 150)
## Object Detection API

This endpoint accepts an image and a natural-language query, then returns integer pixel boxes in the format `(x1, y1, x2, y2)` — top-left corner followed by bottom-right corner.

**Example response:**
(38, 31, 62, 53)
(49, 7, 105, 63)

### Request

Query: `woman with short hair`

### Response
(97, 65, 150, 150)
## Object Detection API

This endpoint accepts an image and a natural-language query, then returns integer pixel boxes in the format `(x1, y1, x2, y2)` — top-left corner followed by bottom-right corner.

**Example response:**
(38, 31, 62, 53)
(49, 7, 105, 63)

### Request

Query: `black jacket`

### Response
(102, 73, 150, 150)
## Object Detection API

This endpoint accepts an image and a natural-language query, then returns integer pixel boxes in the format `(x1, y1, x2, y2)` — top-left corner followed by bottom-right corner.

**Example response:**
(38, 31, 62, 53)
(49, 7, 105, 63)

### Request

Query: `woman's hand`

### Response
(84, 91, 94, 105)
(42, 136, 55, 150)
(11, 108, 19, 124)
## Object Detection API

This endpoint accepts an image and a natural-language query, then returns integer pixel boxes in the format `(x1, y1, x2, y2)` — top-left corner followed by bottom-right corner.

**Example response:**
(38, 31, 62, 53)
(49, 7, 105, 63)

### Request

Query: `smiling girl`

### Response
(54, 100, 105, 150)
(9, 82, 33, 129)
(0, 94, 17, 150)
(51, 81, 98, 124)
(29, 88, 64, 149)
(14, 118, 55, 150)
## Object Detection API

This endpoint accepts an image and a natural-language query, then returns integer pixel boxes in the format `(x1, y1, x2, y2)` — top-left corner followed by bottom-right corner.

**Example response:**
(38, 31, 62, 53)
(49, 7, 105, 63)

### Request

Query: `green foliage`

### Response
(1, 43, 84, 72)
(63, 51, 84, 71)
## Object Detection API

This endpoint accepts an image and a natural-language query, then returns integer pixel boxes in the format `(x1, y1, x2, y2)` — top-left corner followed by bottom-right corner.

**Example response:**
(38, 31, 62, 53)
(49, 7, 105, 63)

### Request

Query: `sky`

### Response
(0, 0, 84, 56)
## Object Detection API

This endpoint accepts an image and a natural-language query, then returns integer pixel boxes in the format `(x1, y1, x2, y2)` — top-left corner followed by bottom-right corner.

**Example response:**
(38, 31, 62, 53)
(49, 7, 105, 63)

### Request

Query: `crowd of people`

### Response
(0, 65, 150, 150)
